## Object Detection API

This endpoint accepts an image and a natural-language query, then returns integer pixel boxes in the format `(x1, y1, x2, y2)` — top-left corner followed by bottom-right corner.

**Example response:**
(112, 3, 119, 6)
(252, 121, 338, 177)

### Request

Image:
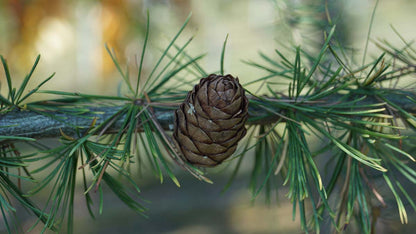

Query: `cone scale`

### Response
(173, 74, 248, 167)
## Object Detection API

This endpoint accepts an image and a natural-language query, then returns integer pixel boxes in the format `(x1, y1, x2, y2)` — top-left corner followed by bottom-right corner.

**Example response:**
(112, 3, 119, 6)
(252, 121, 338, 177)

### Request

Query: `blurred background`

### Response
(1, 0, 416, 96)
(1, 0, 416, 233)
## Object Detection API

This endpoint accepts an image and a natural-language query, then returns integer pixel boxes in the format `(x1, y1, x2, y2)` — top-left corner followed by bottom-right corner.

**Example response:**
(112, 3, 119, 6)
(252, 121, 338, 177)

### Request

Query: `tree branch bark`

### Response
(1, 92, 415, 139)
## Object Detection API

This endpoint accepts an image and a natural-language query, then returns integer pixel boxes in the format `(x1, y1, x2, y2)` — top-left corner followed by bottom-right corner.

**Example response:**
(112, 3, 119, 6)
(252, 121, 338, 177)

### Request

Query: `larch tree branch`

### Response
(2, 91, 415, 139)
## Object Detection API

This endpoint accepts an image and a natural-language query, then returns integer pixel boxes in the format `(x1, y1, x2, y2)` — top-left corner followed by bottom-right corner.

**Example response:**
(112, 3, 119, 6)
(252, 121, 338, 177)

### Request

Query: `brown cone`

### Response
(173, 74, 248, 167)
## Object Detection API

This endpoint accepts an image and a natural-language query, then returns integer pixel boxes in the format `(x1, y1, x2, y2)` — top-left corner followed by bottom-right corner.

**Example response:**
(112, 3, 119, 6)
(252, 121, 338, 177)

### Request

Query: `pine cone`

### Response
(173, 74, 248, 167)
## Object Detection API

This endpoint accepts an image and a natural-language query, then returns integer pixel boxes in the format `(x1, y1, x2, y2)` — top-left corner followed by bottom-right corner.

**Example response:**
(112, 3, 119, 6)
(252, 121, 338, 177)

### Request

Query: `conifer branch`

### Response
(1, 91, 415, 139)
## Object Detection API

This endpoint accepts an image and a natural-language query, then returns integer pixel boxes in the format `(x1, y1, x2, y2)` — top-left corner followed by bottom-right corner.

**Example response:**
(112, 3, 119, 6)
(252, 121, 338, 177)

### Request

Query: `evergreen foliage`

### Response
(1, 6, 416, 234)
